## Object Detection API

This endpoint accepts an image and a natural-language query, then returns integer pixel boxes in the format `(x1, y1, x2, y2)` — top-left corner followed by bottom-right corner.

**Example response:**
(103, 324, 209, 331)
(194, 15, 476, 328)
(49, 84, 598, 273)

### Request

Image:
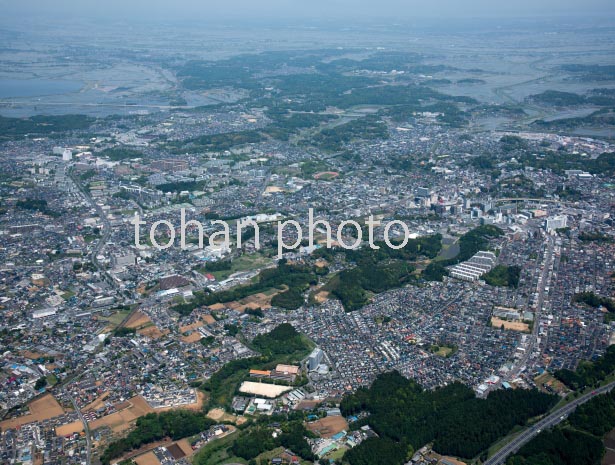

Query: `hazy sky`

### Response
(2, 0, 615, 22)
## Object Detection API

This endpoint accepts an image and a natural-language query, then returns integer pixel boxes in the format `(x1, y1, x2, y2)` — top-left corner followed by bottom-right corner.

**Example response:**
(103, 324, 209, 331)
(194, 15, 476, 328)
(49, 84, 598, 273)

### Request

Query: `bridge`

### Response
(494, 197, 562, 204)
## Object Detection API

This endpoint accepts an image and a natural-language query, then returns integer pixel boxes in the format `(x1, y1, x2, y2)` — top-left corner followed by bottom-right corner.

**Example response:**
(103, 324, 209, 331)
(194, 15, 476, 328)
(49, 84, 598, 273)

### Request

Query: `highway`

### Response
(485, 381, 615, 465)
(70, 396, 92, 465)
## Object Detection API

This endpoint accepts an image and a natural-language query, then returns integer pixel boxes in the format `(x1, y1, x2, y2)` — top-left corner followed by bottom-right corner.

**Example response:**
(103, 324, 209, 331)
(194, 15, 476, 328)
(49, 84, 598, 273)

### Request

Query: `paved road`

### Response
(485, 381, 615, 465)
(507, 236, 554, 381)
(67, 166, 118, 290)
(70, 396, 92, 465)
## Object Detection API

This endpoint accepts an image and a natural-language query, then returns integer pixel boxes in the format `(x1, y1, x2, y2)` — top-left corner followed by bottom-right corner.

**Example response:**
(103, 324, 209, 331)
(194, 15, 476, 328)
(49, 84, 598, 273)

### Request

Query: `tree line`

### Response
(340, 371, 556, 464)
(100, 410, 215, 465)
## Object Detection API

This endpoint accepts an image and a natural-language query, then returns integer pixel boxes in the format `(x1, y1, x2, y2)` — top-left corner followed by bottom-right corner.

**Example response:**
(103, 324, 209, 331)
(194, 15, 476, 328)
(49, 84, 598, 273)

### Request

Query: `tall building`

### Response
(62, 148, 73, 161)
(308, 348, 324, 371)
(546, 215, 567, 232)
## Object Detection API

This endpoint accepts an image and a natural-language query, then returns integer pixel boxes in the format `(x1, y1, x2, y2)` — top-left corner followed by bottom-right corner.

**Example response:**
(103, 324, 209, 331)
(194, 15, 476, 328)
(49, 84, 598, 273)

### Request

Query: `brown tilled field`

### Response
(134, 451, 161, 465)
(81, 391, 110, 411)
(179, 321, 204, 333)
(89, 396, 154, 434)
(307, 416, 348, 438)
(202, 314, 216, 324)
(180, 331, 202, 343)
(125, 310, 151, 329)
(0, 394, 65, 430)
(20, 350, 45, 359)
(175, 439, 195, 457)
(137, 325, 168, 340)
(313, 290, 330, 303)
(55, 420, 84, 437)
(226, 291, 278, 311)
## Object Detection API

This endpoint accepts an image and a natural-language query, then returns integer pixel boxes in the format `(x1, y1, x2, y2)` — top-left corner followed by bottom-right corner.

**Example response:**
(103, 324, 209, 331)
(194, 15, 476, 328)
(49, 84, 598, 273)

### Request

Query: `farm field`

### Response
(306, 416, 348, 438)
(89, 395, 154, 434)
(0, 394, 65, 430)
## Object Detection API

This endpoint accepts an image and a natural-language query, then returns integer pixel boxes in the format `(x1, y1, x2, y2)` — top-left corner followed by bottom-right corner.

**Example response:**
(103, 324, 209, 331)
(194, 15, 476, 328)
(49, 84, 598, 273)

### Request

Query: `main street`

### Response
(506, 234, 555, 382)
(70, 396, 92, 465)
(67, 165, 119, 291)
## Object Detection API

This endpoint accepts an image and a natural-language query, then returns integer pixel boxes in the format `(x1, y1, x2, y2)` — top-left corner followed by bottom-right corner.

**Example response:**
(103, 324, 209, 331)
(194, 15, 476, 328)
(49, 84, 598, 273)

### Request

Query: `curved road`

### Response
(67, 166, 118, 290)
(486, 381, 615, 465)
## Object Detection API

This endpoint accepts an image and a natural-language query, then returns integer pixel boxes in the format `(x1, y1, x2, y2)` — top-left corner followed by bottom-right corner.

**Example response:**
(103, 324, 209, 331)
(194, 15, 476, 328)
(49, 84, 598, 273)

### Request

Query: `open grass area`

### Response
(61, 290, 75, 300)
(326, 446, 348, 461)
(255, 446, 286, 463)
(97, 309, 131, 326)
(430, 344, 458, 358)
(434, 346, 454, 357)
(192, 429, 245, 465)
(199, 253, 272, 281)
(435, 239, 460, 262)
(204, 359, 255, 409)
(254, 446, 313, 465)
(46, 374, 58, 386)
(535, 372, 569, 396)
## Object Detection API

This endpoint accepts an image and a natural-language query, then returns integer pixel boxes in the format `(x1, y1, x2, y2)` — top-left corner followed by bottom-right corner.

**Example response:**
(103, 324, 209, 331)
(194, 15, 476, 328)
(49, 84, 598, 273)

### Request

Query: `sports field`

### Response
(238, 381, 292, 398)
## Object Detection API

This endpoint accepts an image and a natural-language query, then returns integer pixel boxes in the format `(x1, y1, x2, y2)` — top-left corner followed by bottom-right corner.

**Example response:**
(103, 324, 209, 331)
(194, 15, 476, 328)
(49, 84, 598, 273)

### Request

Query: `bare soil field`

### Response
(602, 450, 615, 465)
(306, 416, 348, 438)
(181, 331, 203, 343)
(175, 438, 195, 457)
(134, 451, 161, 465)
(534, 372, 569, 395)
(138, 325, 168, 340)
(55, 420, 84, 437)
(89, 395, 154, 434)
(206, 408, 226, 420)
(491, 317, 530, 332)
(0, 394, 65, 430)
(603, 428, 615, 465)
(313, 290, 330, 303)
(154, 391, 206, 413)
(20, 350, 45, 359)
(118, 439, 172, 463)
(82, 391, 110, 411)
(439, 457, 467, 465)
(207, 407, 240, 424)
(202, 314, 216, 324)
(180, 320, 204, 333)
(125, 310, 152, 329)
(239, 381, 292, 398)
(264, 185, 285, 193)
(226, 291, 275, 311)
(296, 400, 322, 410)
